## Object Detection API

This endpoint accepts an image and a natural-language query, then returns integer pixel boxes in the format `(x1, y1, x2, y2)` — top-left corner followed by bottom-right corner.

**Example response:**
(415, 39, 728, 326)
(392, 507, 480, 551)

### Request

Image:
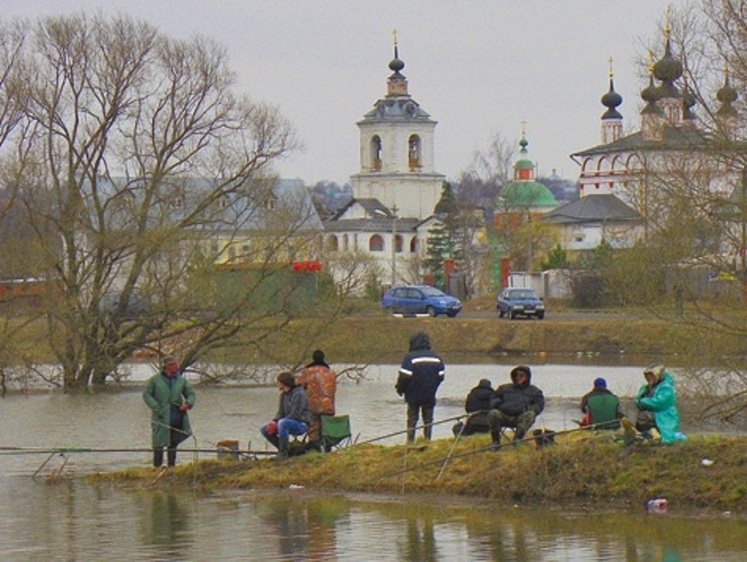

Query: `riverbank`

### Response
(224, 312, 747, 366)
(92, 433, 747, 513)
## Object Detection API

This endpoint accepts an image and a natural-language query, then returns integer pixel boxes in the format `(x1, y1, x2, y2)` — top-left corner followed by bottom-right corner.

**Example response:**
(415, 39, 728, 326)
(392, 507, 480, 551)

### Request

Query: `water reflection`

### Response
(0, 480, 743, 561)
(142, 492, 192, 559)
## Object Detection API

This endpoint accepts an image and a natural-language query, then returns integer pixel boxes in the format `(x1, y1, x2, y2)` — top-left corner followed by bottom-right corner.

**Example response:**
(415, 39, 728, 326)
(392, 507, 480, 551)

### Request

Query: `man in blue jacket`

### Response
(395, 332, 445, 443)
(488, 365, 544, 449)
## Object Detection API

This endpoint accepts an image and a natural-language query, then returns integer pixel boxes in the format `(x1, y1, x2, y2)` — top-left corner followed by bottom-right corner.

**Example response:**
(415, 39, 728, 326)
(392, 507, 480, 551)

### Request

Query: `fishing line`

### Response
(372, 419, 622, 481)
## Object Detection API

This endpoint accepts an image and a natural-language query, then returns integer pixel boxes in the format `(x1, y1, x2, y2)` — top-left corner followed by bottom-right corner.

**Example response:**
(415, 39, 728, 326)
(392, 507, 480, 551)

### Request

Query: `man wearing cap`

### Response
(261, 371, 312, 459)
(634, 363, 686, 443)
(579, 377, 623, 428)
(143, 355, 196, 467)
(487, 365, 544, 449)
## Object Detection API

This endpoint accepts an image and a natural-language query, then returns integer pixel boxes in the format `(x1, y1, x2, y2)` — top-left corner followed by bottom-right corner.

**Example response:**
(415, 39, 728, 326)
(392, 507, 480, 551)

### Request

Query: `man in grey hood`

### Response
(395, 332, 445, 442)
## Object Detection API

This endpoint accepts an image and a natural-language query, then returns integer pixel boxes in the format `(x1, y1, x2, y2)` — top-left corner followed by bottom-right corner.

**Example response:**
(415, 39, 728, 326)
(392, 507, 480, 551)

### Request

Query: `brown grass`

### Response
(90, 433, 747, 512)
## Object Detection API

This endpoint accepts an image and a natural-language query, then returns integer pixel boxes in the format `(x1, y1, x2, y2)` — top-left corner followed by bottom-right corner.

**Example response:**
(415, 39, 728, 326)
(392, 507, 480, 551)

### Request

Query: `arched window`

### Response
(342, 234, 349, 251)
(410, 237, 418, 253)
(371, 136, 382, 171)
(369, 234, 384, 252)
(327, 235, 338, 252)
(408, 135, 421, 169)
(394, 234, 403, 253)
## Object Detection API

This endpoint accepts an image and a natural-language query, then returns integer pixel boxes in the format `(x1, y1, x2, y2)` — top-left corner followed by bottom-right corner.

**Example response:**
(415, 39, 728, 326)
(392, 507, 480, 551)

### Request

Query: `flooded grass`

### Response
(90, 433, 747, 513)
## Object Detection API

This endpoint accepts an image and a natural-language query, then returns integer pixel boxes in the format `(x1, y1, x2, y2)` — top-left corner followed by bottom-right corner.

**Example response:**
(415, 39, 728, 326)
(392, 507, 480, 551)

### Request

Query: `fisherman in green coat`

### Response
(143, 356, 196, 467)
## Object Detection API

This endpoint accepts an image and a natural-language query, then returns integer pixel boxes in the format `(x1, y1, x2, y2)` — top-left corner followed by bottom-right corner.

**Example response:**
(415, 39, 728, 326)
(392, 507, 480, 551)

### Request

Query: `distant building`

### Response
(324, 37, 445, 286)
(549, 24, 744, 255)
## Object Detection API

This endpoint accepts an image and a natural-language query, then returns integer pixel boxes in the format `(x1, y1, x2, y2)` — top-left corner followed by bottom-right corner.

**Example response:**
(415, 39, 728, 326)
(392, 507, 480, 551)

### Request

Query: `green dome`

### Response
(496, 181, 557, 208)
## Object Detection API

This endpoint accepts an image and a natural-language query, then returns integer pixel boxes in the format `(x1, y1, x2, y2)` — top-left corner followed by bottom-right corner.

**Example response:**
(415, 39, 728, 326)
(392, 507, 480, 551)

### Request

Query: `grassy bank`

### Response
(91, 433, 747, 513)
(224, 314, 747, 365)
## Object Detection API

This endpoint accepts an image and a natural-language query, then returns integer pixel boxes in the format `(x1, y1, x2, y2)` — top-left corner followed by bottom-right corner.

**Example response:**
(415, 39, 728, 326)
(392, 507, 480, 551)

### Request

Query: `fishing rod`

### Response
(0, 446, 276, 456)
(374, 419, 622, 481)
(354, 412, 468, 446)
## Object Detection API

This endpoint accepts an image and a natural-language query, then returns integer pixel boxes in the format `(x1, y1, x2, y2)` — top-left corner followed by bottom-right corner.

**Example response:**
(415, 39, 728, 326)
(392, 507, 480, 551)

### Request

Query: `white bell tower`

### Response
(350, 32, 445, 220)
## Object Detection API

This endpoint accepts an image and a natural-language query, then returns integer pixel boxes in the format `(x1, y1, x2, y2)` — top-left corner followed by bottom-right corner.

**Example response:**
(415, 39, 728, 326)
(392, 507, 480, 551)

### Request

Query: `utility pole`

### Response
(391, 205, 398, 286)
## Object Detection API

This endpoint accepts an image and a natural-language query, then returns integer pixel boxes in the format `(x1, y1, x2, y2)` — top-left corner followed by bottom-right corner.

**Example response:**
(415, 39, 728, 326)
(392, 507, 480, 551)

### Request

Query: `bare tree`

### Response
(0, 14, 305, 389)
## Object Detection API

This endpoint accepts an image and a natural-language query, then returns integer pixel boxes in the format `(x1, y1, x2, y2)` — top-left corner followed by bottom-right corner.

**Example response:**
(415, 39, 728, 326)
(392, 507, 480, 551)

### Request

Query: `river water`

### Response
(0, 363, 744, 561)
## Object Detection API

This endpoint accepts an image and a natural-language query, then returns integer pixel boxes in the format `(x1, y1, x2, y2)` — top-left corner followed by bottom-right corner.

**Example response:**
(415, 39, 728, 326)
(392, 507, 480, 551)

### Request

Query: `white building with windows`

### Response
(323, 39, 445, 287)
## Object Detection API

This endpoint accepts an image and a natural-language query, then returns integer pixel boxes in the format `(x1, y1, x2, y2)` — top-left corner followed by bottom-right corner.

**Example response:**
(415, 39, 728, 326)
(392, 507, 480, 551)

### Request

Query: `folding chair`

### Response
(319, 414, 352, 452)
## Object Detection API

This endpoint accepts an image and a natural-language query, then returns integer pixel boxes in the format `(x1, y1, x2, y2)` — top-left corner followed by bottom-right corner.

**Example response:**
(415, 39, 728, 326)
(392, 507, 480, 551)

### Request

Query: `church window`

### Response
(371, 136, 382, 171)
(327, 235, 339, 252)
(394, 234, 403, 253)
(369, 234, 384, 252)
(265, 195, 277, 211)
(408, 135, 422, 169)
(342, 234, 348, 251)
(410, 237, 418, 253)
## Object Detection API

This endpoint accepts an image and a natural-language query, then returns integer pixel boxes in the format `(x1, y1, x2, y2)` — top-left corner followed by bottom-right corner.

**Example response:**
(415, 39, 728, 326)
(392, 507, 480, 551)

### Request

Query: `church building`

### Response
(323, 37, 445, 287)
(546, 21, 742, 253)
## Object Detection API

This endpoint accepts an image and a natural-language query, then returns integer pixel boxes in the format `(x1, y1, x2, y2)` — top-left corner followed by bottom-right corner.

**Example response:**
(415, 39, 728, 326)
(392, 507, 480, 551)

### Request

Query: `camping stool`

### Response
(216, 439, 240, 461)
(320, 414, 353, 452)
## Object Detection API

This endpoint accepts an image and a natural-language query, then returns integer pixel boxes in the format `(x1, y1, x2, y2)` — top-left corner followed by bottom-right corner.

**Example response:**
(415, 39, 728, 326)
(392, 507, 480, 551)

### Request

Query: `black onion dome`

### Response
(716, 70, 738, 117)
(717, 78, 737, 105)
(653, 36, 683, 82)
(601, 78, 623, 119)
(388, 46, 405, 73)
(640, 74, 661, 103)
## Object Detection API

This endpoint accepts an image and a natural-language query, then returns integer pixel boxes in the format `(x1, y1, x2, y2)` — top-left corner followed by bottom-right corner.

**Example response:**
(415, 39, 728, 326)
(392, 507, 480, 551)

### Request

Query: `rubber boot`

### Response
(490, 430, 502, 451)
(153, 448, 164, 467)
(276, 437, 289, 460)
(167, 448, 177, 467)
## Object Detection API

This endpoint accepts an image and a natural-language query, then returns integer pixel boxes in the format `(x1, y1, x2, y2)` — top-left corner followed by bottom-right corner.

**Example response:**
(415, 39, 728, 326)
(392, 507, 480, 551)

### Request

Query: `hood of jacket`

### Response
(409, 332, 431, 352)
(510, 365, 532, 386)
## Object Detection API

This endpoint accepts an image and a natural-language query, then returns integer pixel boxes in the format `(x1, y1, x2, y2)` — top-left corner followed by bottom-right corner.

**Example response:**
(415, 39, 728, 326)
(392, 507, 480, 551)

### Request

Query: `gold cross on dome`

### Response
(392, 29, 398, 46)
(608, 56, 614, 78)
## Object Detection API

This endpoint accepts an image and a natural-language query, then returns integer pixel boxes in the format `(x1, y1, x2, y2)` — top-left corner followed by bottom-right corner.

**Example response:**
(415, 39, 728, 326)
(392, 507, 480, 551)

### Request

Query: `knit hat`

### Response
(594, 377, 607, 388)
(312, 349, 326, 364)
(276, 371, 296, 389)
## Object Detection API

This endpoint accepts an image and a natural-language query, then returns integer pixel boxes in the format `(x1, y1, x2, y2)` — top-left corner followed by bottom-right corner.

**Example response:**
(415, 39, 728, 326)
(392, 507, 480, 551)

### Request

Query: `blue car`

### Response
(382, 285, 462, 317)
(496, 287, 545, 319)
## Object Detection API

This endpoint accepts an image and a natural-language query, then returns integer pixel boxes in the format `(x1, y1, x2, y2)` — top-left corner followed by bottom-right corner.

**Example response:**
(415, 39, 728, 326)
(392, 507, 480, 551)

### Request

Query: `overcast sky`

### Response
(4, 0, 686, 185)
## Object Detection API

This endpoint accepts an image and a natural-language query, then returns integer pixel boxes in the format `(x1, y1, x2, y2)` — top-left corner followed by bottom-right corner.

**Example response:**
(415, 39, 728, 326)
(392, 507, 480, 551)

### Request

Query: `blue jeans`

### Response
(260, 418, 308, 449)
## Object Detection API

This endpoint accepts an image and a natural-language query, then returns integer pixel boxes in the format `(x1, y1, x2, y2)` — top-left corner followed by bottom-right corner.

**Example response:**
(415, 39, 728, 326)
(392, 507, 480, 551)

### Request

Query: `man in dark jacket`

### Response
(488, 365, 544, 448)
(453, 378, 493, 436)
(260, 372, 312, 459)
(395, 332, 445, 442)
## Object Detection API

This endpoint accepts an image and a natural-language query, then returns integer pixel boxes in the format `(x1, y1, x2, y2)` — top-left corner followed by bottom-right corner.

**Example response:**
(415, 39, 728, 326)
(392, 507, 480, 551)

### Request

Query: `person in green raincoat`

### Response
(143, 356, 196, 467)
(634, 363, 686, 444)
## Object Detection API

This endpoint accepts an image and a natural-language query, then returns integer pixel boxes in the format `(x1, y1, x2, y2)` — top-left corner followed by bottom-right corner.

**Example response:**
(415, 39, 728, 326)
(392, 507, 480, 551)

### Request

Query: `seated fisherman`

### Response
(260, 372, 312, 459)
(631, 363, 686, 443)
(579, 377, 623, 429)
(487, 365, 544, 449)
(453, 378, 493, 436)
